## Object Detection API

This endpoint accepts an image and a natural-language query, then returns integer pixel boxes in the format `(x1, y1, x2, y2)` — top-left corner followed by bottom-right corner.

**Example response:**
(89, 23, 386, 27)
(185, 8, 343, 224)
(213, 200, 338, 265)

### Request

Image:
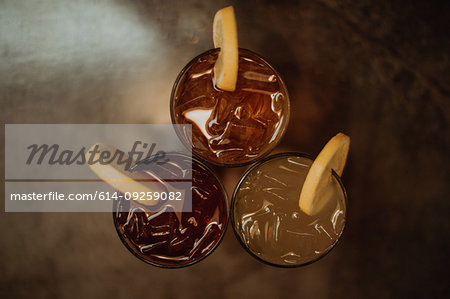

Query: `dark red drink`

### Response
(113, 153, 228, 268)
(171, 48, 290, 166)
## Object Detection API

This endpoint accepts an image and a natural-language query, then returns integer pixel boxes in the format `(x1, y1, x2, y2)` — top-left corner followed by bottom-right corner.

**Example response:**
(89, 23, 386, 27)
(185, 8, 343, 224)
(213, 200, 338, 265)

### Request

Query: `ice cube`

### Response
(188, 223, 220, 258)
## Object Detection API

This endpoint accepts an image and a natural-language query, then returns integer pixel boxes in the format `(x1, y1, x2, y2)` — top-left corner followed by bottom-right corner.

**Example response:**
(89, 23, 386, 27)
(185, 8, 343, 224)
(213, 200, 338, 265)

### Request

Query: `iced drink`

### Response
(231, 153, 347, 267)
(171, 48, 290, 166)
(113, 153, 228, 268)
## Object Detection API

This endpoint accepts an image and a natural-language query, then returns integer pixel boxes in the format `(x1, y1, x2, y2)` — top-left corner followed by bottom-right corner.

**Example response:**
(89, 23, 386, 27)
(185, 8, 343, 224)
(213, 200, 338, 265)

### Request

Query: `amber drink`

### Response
(171, 48, 289, 166)
(113, 153, 228, 268)
(231, 153, 347, 267)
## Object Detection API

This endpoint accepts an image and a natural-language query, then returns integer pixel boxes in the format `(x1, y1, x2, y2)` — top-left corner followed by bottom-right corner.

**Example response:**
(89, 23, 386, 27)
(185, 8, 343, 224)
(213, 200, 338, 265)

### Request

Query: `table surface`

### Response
(1, 0, 449, 298)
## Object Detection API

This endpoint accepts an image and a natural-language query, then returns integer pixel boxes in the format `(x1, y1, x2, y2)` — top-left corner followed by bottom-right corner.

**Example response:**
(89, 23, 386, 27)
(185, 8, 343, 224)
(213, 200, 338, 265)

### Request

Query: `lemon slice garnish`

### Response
(299, 133, 350, 215)
(213, 6, 238, 91)
(86, 143, 163, 206)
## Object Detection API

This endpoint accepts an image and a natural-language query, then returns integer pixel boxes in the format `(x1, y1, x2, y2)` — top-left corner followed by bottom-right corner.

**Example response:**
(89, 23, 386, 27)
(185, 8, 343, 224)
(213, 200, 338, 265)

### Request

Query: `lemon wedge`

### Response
(86, 143, 164, 206)
(299, 133, 350, 216)
(213, 6, 238, 91)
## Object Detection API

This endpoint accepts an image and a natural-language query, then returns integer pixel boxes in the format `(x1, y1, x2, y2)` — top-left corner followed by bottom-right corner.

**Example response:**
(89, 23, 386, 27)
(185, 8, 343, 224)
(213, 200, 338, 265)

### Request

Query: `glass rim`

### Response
(230, 151, 348, 268)
(169, 47, 291, 168)
(112, 152, 230, 269)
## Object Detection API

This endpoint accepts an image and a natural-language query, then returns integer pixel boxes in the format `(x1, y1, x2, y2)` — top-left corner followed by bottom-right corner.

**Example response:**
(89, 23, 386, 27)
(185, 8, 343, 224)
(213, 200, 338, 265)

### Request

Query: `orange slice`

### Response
(213, 6, 238, 91)
(299, 133, 350, 215)
(86, 143, 164, 206)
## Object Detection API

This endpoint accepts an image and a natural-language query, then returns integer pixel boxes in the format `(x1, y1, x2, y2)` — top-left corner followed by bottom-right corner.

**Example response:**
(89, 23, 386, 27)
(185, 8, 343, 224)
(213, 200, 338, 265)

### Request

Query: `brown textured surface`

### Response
(1, 0, 449, 298)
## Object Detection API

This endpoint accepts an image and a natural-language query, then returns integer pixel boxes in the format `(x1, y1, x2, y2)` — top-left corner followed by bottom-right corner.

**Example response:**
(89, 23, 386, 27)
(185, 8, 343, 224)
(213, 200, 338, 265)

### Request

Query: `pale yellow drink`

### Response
(232, 153, 347, 267)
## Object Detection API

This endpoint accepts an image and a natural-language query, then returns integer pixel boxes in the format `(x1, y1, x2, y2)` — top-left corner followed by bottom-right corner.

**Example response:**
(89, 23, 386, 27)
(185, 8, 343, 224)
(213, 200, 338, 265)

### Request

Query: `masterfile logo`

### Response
(4, 124, 192, 212)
